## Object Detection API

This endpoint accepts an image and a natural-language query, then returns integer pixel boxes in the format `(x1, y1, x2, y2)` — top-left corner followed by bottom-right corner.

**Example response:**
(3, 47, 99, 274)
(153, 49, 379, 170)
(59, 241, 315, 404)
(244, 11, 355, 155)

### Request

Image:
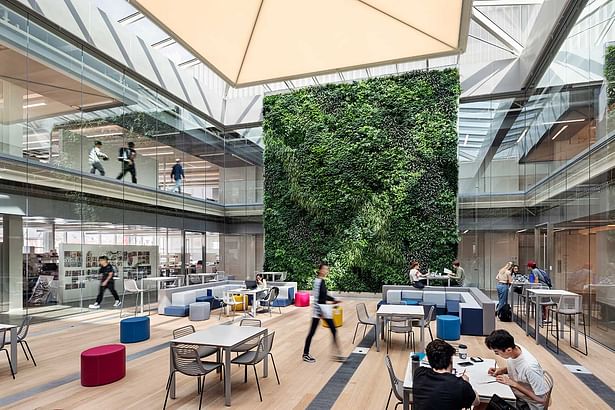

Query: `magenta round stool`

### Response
(295, 291, 310, 307)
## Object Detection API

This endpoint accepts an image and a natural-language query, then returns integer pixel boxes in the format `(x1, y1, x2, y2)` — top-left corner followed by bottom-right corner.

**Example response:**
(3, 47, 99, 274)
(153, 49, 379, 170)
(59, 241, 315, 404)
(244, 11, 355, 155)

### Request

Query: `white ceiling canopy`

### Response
(129, 0, 473, 88)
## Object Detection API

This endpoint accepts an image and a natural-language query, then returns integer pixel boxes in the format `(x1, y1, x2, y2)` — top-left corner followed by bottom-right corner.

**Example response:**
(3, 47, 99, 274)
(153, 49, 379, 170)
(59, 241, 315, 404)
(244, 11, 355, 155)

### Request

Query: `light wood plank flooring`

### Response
(0, 298, 613, 409)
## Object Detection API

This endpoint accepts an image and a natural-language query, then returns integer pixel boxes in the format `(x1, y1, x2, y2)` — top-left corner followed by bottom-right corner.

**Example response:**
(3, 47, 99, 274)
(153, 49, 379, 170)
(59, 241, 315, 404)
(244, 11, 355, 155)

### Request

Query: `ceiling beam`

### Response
(471, 7, 524, 56)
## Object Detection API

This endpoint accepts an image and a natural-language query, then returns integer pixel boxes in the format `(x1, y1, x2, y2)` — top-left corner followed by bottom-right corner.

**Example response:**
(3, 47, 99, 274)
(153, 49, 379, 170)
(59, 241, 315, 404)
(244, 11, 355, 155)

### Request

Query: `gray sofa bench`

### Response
(381, 286, 495, 336)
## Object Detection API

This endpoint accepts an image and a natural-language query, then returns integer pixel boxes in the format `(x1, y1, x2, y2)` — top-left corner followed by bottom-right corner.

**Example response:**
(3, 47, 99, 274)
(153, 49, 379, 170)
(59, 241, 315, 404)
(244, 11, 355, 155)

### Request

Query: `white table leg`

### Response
(10, 327, 17, 374)
(535, 296, 541, 344)
(252, 294, 257, 317)
(224, 347, 232, 406)
(376, 315, 381, 352)
(140, 279, 144, 314)
(263, 329, 269, 377)
(419, 317, 425, 352)
(525, 293, 530, 336)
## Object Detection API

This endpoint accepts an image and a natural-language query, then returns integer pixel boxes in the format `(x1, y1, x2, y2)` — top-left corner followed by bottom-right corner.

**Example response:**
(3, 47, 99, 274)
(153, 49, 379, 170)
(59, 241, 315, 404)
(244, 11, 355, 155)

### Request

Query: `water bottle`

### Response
(411, 354, 420, 377)
(458, 344, 468, 360)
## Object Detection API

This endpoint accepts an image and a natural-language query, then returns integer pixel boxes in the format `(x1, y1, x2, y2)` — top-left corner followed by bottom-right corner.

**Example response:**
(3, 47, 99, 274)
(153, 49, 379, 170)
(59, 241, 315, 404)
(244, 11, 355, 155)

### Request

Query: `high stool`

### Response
(436, 315, 461, 341)
(295, 291, 310, 307)
(120, 316, 150, 343)
(81, 344, 126, 386)
(546, 294, 588, 355)
(189, 302, 211, 321)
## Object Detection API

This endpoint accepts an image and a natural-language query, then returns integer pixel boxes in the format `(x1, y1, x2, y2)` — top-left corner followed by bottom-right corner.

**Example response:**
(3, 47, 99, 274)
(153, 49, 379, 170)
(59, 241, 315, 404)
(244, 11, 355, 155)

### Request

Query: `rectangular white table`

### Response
(376, 305, 426, 352)
(225, 288, 269, 317)
(426, 275, 451, 286)
(402, 353, 516, 409)
(170, 325, 269, 407)
(525, 289, 580, 346)
(0, 324, 18, 374)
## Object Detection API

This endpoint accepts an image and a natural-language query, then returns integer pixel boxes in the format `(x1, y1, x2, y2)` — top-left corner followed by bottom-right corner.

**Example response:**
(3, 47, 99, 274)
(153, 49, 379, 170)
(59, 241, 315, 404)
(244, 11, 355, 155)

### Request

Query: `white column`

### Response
(3, 215, 24, 312)
(0, 80, 26, 157)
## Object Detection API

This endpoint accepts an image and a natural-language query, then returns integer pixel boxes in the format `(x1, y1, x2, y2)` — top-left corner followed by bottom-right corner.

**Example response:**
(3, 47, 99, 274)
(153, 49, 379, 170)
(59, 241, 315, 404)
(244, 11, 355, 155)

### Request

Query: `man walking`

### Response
(89, 256, 121, 309)
(303, 263, 343, 363)
(116, 141, 137, 183)
(170, 159, 185, 193)
(88, 141, 109, 175)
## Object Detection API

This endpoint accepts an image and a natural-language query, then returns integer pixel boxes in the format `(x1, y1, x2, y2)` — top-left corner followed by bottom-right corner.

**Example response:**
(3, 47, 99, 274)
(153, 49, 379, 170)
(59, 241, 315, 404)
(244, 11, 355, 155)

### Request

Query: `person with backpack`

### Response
(495, 262, 512, 318)
(116, 141, 137, 183)
(528, 261, 553, 322)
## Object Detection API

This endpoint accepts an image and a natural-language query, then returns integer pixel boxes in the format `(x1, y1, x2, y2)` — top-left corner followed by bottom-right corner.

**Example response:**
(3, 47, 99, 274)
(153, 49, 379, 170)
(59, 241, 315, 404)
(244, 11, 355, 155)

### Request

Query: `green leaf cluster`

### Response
(263, 70, 460, 291)
(606, 45, 615, 108)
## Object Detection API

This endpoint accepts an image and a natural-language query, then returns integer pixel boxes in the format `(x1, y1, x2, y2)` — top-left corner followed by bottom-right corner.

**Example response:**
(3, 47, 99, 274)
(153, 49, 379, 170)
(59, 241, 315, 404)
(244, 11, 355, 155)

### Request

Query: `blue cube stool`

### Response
(436, 315, 461, 341)
(164, 305, 189, 317)
(120, 316, 150, 343)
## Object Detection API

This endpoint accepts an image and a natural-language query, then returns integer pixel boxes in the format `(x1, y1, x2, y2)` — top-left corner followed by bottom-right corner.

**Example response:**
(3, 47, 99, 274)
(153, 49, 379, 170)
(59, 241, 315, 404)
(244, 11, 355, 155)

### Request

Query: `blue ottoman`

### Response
(164, 305, 189, 317)
(120, 316, 150, 343)
(436, 315, 461, 341)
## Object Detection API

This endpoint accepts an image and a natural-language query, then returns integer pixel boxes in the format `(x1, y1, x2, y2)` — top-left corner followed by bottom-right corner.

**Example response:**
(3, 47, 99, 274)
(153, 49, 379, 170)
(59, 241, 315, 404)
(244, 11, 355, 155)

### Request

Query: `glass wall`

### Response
(0, 3, 263, 319)
(459, 1, 615, 349)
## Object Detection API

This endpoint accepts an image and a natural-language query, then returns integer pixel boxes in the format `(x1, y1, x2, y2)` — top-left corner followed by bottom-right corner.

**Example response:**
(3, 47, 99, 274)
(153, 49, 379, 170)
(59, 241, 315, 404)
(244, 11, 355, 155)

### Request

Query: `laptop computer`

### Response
(245, 280, 257, 290)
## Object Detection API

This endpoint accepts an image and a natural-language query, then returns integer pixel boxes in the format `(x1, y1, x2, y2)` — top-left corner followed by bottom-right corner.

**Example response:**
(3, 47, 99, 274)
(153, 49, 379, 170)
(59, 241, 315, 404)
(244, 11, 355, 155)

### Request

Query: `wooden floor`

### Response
(1, 298, 614, 409)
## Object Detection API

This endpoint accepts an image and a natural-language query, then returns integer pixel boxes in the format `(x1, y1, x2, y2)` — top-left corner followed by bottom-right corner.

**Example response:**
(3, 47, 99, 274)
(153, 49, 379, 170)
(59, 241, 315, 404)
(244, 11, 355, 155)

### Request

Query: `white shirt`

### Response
(507, 345, 550, 397)
(410, 268, 422, 282)
(88, 147, 105, 164)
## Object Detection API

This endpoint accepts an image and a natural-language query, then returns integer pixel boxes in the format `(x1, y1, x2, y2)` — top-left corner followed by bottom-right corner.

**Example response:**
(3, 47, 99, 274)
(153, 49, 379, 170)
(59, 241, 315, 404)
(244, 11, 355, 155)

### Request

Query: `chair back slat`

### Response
(269, 287, 280, 303)
(384, 355, 403, 401)
(424, 305, 435, 323)
(123, 279, 140, 293)
(171, 345, 206, 376)
(254, 332, 275, 363)
(0, 328, 7, 347)
(357, 303, 370, 323)
(173, 325, 196, 339)
(240, 319, 261, 327)
(17, 316, 32, 340)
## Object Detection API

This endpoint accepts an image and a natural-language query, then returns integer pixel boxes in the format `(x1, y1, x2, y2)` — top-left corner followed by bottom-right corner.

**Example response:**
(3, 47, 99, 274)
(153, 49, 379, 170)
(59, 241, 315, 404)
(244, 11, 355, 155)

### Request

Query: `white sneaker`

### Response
(89, 303, 100, 309)
(113, 300, 122, 307)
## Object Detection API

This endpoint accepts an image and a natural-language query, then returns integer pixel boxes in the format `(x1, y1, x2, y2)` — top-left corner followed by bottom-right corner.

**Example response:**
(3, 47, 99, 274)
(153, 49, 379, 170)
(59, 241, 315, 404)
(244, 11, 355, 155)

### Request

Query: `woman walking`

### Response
(495, 262, 513, 313)
(303, 263, 343, 363)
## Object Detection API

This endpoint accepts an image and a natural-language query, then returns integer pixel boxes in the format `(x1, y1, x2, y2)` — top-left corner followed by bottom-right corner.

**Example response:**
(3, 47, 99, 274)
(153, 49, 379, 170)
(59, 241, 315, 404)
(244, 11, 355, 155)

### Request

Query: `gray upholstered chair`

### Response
(163, 345, 222, 410)
(353, 302, 376, 344)
(231, 332, 280, 401)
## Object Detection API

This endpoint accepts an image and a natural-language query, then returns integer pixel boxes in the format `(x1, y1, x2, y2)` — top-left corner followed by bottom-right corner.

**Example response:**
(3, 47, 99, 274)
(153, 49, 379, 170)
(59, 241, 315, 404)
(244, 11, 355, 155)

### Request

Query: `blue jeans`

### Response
(496, 283, 509, 312)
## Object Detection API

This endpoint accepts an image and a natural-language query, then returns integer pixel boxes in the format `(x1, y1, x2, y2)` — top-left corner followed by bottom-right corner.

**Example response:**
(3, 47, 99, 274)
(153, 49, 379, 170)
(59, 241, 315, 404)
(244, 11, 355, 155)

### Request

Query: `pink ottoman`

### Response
(81, 344, 126, 387)
(295, 291, 310, 307)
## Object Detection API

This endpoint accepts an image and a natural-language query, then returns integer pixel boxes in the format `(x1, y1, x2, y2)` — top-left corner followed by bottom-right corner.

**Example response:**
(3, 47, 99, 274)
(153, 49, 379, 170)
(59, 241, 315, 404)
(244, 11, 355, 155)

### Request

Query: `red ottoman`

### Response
(295, 291, 310, 307)
(81, 344, 126, 387)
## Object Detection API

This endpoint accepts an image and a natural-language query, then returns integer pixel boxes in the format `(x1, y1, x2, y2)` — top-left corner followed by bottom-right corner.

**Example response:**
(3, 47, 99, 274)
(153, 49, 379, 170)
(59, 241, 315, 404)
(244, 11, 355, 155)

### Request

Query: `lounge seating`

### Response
(436, 315, 461, 341)
(120, 316, 150, 343)
(189, 302, 211, 321)
(382, 285, 495, 336)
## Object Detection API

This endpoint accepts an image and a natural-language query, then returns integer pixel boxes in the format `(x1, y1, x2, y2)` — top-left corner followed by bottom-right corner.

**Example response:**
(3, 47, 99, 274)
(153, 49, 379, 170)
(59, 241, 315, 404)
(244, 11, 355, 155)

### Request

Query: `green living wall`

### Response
(263, 69, 460, 292)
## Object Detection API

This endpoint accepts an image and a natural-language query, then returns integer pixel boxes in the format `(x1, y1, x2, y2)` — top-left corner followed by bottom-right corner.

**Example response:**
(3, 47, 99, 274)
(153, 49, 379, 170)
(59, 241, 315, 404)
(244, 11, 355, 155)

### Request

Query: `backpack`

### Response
(118, 147, 128, 161)
(498, 303, 512, 322)
(536, 268, 552, 288)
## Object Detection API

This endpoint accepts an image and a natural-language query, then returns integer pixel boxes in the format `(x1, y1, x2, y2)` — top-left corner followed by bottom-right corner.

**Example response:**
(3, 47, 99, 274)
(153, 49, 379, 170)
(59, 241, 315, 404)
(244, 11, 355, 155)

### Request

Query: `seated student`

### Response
(256, 273, 267, 290)
(450, 260, 465, 286)
(413, 339, 480, 410)
(409, 261, 427, 288)
(484, 329, 551, 410)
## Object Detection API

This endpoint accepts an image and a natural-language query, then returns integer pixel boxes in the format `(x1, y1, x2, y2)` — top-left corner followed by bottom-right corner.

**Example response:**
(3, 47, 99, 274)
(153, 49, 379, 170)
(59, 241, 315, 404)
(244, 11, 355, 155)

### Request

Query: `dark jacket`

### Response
(171, 163, 184, 180)
(313, 277, 335, 304)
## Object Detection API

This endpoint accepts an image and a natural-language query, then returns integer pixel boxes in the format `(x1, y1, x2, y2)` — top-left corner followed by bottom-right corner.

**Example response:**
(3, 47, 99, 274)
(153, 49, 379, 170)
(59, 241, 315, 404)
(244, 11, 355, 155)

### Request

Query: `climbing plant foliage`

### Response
(606, 45, 615, 109)
(263, 70, 460, 292)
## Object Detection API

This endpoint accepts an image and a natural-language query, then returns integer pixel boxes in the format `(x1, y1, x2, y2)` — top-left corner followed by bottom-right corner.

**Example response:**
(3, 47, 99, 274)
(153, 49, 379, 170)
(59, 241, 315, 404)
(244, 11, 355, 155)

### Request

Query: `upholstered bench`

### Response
(164, 305, 189, 317)
(295, 291, 310, 307)
(81, 344, 126, 386)
(436, 315, 461, 341)
(189, 302, 211, 321)
(120, 316, 150, 343)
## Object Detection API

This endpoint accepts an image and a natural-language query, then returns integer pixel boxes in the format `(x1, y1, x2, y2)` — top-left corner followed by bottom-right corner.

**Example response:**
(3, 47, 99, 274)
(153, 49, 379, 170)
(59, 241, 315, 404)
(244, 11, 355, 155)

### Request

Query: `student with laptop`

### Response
(484, 329, 551, 410)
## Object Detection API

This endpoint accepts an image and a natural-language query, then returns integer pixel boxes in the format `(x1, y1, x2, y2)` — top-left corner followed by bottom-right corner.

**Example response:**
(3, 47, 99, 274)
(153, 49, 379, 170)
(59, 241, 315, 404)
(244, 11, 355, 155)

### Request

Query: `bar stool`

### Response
(546, 294, 588, 355)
